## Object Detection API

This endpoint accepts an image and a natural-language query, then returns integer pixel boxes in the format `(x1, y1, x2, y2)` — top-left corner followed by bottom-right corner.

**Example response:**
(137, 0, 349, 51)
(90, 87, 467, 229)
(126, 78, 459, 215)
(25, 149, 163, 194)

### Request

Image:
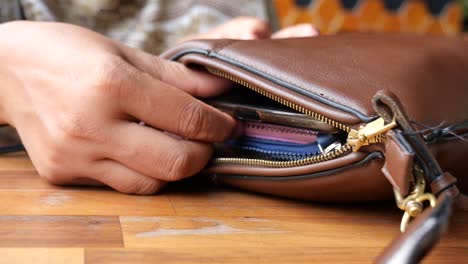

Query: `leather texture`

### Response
(162, 34, 468, 201)
(382, 130, 415, 196)
(162, 33, 468, 264)
(163, 34, 468, 125)
(431, 172, 459, 195)
(213, 152, 392, 201)
(372, 90, 461, 263)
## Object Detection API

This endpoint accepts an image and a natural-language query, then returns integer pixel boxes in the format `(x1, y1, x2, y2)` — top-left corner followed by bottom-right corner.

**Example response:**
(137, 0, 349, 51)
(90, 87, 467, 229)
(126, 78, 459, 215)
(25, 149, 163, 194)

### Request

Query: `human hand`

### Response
(271, 24, 320, 39)
(181, 17, 318, 42)
(0, 21, 235, 194)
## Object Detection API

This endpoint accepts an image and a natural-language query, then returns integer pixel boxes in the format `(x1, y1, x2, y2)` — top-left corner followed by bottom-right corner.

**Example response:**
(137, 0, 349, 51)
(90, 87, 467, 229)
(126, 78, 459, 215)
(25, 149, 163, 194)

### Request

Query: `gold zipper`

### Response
(208, 68, 353, 133)
(347, 117, 397, 152)
(214, 144, 352, 168)
(207, 67, 390, 167)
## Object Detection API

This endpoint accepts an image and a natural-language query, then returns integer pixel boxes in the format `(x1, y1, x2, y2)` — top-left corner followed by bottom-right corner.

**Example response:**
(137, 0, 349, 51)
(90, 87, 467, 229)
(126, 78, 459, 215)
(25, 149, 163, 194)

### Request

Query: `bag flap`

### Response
(162, 34, 468, 127)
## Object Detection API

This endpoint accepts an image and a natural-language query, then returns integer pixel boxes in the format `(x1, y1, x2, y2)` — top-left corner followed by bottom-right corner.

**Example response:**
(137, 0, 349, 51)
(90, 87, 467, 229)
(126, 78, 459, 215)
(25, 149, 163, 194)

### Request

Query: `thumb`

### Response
(121, 46, 232, 98)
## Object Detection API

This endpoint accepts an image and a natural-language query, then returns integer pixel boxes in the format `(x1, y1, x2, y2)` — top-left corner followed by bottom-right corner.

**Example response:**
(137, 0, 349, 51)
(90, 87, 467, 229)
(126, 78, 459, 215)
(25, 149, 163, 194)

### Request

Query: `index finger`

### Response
(118, 71, 236, 142)
(120, 45, 233, 98)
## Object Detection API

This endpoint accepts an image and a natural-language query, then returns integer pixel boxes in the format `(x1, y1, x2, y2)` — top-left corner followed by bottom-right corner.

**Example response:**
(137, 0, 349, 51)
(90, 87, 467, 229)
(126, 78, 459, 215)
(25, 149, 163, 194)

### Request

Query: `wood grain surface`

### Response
(0, 153, 466, 263)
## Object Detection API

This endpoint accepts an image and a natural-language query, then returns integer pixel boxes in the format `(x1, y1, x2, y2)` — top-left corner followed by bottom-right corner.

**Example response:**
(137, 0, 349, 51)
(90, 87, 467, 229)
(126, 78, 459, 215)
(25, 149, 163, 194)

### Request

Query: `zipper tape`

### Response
(212, 152, 383, 181)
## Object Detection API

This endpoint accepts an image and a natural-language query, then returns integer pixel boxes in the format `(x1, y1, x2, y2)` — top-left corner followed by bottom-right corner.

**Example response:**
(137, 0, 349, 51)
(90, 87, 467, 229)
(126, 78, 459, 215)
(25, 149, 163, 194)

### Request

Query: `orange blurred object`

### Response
(274, 0, 463, 35)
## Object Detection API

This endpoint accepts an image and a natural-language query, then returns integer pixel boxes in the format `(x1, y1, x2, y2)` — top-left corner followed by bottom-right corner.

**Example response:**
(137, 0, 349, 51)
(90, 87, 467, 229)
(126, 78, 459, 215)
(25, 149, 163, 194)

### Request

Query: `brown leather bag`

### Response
(162, 34, 468, 263)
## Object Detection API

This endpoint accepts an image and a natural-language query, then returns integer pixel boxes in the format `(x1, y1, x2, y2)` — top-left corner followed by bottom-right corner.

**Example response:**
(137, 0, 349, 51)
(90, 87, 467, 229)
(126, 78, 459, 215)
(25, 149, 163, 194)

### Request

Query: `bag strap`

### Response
(371, 90, 462, 264)
(376, 192, 453, 264)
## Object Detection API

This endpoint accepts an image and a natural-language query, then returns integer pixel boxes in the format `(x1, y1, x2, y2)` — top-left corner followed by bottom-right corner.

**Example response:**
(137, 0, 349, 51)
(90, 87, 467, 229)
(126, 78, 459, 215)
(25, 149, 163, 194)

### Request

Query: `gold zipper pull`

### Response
(347, 117, 397, 152)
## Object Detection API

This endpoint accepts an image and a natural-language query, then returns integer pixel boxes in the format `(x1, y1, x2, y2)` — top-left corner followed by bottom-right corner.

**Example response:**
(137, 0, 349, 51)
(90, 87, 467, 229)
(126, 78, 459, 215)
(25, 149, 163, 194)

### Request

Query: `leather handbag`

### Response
(161, 34, 468, 263)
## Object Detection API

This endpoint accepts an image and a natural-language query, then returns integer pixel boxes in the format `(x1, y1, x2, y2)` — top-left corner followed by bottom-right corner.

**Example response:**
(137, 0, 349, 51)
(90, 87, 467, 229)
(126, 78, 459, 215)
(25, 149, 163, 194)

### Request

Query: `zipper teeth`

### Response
(214, 144, 352, 168)
(208, 68, 352, 133)
(207, 67, 355, 168)
(238, 148, 318, 158)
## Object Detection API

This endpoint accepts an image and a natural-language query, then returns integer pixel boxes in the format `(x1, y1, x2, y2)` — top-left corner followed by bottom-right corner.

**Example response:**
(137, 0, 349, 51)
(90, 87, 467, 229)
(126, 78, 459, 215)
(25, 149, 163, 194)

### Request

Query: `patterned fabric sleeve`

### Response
(0, 0, 23, 23)
(11, 0, 268, 54)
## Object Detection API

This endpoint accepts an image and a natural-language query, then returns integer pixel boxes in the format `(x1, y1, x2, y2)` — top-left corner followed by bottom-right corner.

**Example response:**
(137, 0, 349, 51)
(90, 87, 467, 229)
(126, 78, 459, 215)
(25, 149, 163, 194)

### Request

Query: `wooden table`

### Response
(0, 153, 466, 264)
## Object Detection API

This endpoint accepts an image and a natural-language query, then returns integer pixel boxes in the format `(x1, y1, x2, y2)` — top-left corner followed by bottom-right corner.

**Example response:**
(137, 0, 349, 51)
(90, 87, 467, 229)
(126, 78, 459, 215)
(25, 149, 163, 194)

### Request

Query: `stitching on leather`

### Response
(223, 54, 341, 107)
(244, 122, 318, 136)
(214, 48, 357, 112)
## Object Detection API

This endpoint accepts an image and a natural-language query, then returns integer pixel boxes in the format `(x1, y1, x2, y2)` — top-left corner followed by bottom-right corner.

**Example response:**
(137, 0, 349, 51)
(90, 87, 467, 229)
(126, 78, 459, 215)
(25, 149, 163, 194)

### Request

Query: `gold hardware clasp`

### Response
(347, 117, 397, 152)
(394, 169, 437, 232)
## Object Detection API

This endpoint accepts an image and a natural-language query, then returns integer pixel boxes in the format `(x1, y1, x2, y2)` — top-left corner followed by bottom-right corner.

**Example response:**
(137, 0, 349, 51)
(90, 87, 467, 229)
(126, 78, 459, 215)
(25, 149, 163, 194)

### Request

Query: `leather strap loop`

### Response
(430, 172, 459, 196)
(382, 130, 415, 196)
(457, 194, 468, 211)
(372, 90, 461, 263)
(372, 90, 444, 185)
